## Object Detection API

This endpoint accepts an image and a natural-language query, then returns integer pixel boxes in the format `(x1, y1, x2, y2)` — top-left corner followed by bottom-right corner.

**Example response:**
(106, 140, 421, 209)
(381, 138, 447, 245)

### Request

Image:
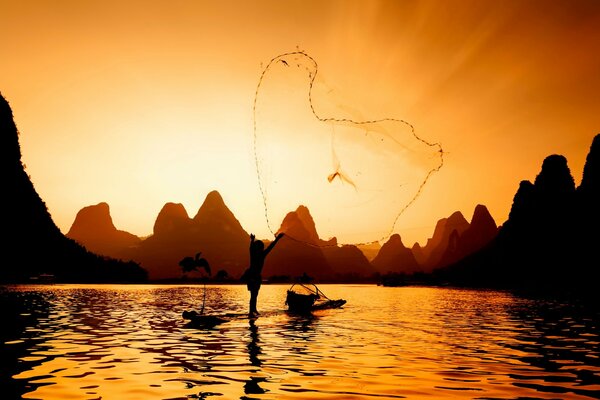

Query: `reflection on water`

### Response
(1, 284, 599, 399)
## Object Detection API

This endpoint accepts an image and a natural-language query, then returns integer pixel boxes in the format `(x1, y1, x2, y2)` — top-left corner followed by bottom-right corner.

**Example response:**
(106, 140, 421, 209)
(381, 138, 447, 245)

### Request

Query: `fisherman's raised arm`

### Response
(264, 232, 284, 255)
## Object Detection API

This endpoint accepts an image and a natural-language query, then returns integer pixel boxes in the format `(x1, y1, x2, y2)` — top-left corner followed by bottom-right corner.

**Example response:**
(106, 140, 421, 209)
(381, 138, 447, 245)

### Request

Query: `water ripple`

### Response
(1, 284, 599, 399)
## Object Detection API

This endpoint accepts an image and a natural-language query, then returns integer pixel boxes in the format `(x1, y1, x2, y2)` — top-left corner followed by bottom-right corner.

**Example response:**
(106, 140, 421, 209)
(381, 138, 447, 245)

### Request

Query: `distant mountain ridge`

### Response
(68, 199, 378, 281)
(131, 191, 250, 280)
(68, 190, 499, 282)
(437, 134, 600, 293)
(0, 92, 147, 282)
(372, 204, 498, 276)
(66, 192, 373, 281)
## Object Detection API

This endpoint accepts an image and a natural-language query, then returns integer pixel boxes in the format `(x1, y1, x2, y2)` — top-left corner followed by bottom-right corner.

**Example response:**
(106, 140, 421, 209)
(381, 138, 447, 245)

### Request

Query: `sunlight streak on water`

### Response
(1, 284, 599, 399)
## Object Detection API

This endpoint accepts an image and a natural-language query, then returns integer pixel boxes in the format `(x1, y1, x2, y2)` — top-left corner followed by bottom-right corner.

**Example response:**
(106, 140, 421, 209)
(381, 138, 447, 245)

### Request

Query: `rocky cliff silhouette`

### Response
(266, 206, 335, 280)
(67, 202, 141, 257)
(409, 206, 497, 272)
(371, 234, 420, 274)
(278, 205, 376, 282)
(436, 205, 498, 269)
(0, 93, 147, 282)
(257, 205, 375, 280)
(577, 135, 600, 266)
(437, 134, 600, 293)
(411, 242, 425, 265)
(421, 211, 470, 271)
(132, 191, 250, 280)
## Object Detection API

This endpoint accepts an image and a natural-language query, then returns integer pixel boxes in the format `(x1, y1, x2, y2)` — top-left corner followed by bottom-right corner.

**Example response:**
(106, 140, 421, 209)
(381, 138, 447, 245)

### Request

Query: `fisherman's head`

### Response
(251, 240, 265, 252)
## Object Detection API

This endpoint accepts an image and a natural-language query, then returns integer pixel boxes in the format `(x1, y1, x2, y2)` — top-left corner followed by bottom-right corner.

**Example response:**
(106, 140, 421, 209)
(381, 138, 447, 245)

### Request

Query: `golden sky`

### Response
(2, 0, 599, 245)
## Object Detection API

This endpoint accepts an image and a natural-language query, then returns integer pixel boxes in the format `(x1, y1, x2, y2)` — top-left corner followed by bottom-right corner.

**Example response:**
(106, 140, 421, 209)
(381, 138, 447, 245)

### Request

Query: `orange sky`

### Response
(1, 0, 599, 245)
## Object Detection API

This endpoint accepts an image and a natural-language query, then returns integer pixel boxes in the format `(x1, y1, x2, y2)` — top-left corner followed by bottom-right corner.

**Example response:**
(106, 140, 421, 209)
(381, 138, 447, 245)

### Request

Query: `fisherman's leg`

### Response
(249, 288, 258, 315)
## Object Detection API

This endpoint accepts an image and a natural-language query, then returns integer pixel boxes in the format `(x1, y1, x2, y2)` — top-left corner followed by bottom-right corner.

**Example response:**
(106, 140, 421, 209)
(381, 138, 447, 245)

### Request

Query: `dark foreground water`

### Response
(1, 284, 599, 399)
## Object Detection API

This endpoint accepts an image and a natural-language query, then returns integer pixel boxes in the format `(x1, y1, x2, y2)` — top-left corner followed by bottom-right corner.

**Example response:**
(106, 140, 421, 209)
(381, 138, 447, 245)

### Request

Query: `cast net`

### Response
(253, 51, 443, 245)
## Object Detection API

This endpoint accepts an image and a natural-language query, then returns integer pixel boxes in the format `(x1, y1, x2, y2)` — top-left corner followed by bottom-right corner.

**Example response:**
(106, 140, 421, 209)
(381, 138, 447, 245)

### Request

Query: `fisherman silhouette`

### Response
(242, 232, 285, 317)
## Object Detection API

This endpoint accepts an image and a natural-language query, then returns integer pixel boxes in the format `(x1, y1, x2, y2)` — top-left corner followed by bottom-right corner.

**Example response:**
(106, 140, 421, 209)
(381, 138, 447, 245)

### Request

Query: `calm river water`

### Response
(1, 284, 599, 399)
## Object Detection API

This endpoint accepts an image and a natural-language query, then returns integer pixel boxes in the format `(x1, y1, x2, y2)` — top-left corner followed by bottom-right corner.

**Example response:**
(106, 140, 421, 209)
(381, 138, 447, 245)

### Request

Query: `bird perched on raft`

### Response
(179, 252, 228, 328)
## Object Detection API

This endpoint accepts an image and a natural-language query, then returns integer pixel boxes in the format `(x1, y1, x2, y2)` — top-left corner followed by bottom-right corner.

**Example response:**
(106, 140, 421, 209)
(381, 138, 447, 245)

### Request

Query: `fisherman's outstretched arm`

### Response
(264, 232, 284, 255)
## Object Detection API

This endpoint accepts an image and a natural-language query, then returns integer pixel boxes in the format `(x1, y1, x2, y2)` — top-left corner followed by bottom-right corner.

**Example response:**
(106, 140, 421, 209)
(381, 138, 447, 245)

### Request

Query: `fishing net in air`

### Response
(253, 51, 443, 245)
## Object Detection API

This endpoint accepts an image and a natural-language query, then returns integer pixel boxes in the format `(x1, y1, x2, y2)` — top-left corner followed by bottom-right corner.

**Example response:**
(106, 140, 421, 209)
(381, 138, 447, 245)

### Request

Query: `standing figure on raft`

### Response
(242, 232, 285, 317)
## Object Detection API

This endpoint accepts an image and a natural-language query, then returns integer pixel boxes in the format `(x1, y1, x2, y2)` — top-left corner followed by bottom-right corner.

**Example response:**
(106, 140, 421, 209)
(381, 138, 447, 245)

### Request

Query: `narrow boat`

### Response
(285, 283, 346, 314)
(181, 281, 228, 328)
(182, 310, 228, 328)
